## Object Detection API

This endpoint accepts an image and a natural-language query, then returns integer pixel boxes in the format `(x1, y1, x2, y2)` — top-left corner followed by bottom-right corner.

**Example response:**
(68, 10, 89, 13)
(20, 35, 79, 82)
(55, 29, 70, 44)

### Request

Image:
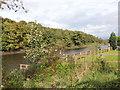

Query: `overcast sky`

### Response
(0, 0, 119, 39)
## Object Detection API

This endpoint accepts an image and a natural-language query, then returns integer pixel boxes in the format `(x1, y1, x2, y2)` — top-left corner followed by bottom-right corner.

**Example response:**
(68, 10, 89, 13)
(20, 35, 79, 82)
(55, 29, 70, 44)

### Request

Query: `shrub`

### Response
(3, 69, 25, 88)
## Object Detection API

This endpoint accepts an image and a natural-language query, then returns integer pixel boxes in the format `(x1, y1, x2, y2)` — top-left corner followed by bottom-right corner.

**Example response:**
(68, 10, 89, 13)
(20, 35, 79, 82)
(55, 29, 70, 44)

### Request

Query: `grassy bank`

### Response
(1, 50, 25, 56)
(77, 50, 119, 62)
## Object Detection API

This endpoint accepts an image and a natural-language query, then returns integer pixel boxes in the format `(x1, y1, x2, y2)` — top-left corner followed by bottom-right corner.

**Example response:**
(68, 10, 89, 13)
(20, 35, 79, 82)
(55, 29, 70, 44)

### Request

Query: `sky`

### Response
(0, 0, 119, 39)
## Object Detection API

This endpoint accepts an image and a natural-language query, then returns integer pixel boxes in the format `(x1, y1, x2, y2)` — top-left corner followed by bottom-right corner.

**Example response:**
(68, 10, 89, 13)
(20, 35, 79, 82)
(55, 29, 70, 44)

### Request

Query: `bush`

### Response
(3, 69, 25, 88)
(109, 32, 117, 50)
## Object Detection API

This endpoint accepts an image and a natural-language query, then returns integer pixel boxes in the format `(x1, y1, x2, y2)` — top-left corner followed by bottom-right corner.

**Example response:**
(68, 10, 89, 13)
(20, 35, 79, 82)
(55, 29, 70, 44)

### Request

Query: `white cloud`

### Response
(79, 24, 118, 39)
(0, 0, 118, 39)
(86, 24, 112, 31)
(41, 20, 69, 29)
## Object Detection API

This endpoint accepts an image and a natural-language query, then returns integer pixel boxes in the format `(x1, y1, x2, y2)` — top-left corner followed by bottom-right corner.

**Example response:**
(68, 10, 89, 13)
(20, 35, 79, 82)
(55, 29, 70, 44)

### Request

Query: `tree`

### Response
(24, 22, 46, 64)
(109, 32, 117, 50)
(117, 36, 120, 46)
(1, 18, 105, 51)
(0, 0, 27, 12)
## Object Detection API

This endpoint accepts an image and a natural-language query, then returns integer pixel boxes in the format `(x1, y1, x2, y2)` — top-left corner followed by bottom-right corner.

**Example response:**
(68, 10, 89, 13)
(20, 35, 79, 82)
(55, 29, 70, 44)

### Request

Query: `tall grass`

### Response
(2, 50, 119, 88)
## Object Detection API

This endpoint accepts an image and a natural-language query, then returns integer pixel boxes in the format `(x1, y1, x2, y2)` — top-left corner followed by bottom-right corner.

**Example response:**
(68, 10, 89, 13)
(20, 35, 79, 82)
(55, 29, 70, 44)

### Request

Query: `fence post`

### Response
(107, 48, 109, 52)
(80, 52, 81, 55)
(89, 51, 91, 55)
(110, 47, 112, 51)
(20, 64, 22, 70)
(109, 47, 110, 51)
(60, 50, 61, 54)
(109, 47, 111, 51)
(19, 64, 30, 70)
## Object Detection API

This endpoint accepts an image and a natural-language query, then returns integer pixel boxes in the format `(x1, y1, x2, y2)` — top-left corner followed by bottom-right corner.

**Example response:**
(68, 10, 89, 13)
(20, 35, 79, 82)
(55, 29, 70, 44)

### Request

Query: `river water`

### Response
(2, 45, 109, 74)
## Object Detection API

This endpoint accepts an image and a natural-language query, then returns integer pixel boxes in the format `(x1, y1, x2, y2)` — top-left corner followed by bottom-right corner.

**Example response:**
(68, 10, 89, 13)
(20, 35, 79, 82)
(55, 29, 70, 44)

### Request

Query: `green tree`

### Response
(24, 22, 46, 64)
(109, 32, 117, 50)
(117, 36, 120, 46)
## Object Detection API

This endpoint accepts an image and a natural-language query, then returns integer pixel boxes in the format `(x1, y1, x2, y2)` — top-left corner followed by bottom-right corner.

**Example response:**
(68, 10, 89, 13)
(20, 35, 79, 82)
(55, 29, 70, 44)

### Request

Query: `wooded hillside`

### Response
(1, 17, 105, 51)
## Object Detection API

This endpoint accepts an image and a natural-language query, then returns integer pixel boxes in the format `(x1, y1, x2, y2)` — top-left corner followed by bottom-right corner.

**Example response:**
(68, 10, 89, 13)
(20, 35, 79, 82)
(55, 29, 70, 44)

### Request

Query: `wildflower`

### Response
(1, 85, 4, 88)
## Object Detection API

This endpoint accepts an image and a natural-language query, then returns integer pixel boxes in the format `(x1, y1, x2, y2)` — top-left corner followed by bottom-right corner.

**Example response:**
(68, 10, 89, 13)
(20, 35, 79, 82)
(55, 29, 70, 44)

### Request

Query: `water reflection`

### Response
(2, 53, 27, 74)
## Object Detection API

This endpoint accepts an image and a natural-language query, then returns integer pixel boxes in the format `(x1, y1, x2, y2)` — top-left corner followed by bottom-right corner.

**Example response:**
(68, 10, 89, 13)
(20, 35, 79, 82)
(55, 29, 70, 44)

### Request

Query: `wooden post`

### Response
(89, 51, 91, 55)
(20, 64, 22, 70)
(80, 52, 81, 55)
(60, 50, 61, 54)
(65, 57, 68, 61)
(108, 47, 110, 51)
(109, 47, 111, 51)
(107, 48, 109, 52)
(81, 52, 82, 55)
(110, 47, 112, 50)
(80, 52, 82, 58)
(107, 48, 109, 51)
(74, 53, 76, 56)
(20, 64, 30, 70)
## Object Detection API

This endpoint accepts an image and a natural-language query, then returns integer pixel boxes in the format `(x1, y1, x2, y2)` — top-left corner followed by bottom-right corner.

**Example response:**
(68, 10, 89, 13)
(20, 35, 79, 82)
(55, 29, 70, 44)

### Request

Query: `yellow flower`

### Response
(26, 78, 30, 81)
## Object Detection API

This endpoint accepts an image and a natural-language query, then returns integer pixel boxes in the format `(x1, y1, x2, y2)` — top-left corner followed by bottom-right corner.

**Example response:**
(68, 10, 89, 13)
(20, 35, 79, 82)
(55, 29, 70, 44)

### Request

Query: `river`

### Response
(2, 45, 110, 74)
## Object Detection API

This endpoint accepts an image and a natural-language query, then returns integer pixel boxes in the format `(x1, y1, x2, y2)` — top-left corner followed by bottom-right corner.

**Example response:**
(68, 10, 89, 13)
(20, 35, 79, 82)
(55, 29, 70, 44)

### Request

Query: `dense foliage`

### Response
(109, 32, 117, 50)
(117, 36, 120, 46)
(1, 17, 105, 51)
(3, 56, 119, 88)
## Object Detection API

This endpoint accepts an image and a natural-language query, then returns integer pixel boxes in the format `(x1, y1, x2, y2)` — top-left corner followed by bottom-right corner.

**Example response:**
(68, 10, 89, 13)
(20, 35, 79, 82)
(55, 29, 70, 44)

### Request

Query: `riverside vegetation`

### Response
(2, 50, 119, 88)
(2, 17, 120, 88)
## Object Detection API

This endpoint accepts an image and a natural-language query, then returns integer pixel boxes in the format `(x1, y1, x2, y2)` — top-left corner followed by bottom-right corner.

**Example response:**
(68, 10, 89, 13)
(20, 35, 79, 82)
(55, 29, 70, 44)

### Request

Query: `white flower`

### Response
(1, 85, 4, 88)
